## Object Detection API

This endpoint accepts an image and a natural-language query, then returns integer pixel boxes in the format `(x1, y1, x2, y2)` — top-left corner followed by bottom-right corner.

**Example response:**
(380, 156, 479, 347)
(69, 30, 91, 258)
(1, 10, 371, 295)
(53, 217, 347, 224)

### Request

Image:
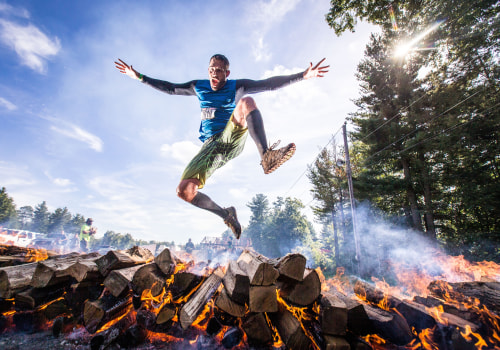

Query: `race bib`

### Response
(201, 107, 216, 120)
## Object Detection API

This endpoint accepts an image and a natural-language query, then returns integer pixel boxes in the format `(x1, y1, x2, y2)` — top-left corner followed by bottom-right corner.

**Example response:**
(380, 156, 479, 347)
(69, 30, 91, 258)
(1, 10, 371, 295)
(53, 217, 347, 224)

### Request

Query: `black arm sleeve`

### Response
(235, 71, 304, 94)
(141, 75, 197, 96)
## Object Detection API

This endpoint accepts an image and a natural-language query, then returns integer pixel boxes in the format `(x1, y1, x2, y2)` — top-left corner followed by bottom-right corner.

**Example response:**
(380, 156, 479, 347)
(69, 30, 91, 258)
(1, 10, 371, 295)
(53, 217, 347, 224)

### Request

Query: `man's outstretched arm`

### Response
(237, 58, 329, 93)
(114, 58, 196, 96)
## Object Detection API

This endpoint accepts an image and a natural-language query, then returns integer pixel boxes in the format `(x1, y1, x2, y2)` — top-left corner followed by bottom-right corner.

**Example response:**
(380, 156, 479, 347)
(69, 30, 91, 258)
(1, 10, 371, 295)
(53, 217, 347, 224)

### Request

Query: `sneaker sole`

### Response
(264, 143, 296, 174)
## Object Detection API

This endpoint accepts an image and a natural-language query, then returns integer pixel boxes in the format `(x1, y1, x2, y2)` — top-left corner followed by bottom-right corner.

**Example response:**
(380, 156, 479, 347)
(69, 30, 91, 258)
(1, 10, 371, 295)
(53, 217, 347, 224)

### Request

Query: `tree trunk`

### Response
(419, 151, 436, 239)
(401, 157, 424, 231)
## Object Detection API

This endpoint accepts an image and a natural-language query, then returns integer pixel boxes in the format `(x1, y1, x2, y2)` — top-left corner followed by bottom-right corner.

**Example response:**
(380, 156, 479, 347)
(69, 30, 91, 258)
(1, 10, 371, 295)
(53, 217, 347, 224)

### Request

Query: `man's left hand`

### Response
(303, 58, 329, 79)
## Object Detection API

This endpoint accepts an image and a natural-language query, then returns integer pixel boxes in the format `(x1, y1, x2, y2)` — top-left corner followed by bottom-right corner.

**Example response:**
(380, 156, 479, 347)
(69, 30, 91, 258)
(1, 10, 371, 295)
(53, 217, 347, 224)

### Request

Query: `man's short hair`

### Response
(210, 54, 229, 69)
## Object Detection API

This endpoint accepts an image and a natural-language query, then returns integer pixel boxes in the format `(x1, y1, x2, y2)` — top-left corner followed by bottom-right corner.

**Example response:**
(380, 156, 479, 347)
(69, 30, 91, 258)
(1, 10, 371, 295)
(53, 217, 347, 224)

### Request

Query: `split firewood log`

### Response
(268, 301, 312, 349)
(324, 335, 350, 350)
(156, 303, 177, 325)
(249, 284, 278, 313)
(241, 312, 274, 346)
(90, 311, 136, 350)
(221, 326, 244, 349)
(131, 263, 166, 297)
(0, 262, 38, 298)
(237, 249, 279, 286)
(15, 284, 67, 309)
(277, 268, 321, 306)
(83, 291, 133, 333)
(215, 287, 246, 317)
(154, 247, 178, 275)
(270, 253, 306, 282)
(222, 260, 249, 304)
(363, 303, 413, 346)
(323, 289, 374, 336)
(170, 271, 203, 300)
(64, 256, 102, 282)
(104, 265, 143, 298)
(320, 292, 348, 336)
(179, 267, 224, 329)
(428, 280, 500, 314)
(65, 280, 104, 315)
(395, 299, 437, 331)
(96, 246, 154, 276)
(31, 252, 99, 288)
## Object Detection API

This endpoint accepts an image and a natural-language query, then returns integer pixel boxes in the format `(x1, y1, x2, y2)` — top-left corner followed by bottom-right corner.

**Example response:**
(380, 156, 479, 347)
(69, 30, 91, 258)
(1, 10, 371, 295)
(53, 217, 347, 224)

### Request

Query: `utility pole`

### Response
(342, 122, 361, 273)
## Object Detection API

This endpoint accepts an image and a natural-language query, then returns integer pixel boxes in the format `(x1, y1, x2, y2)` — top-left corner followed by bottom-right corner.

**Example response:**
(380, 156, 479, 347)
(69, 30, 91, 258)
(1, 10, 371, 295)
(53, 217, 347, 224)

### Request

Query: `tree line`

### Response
(0, 187, 174, 250)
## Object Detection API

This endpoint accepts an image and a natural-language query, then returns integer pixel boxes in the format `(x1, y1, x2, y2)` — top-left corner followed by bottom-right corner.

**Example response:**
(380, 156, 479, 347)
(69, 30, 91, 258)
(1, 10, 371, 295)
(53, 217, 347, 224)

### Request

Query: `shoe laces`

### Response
(268, 140, 281, 151)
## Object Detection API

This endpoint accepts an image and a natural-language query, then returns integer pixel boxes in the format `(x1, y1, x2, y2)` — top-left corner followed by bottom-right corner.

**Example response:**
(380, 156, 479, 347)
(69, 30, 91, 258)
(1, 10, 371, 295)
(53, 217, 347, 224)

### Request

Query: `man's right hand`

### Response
(115, 59, 141, 80)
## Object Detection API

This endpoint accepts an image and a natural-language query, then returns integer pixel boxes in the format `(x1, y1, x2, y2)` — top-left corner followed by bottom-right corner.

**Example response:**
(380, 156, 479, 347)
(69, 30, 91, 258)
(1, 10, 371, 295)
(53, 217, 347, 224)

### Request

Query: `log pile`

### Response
(0, 245, 498, 350)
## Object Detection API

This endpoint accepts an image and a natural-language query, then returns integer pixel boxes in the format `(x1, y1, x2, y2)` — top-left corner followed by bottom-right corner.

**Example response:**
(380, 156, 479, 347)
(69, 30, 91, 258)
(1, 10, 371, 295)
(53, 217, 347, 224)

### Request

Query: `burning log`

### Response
(269, 301, 313, 349)
(428, 280, 500, 314)
(179, 267, 224, 329)
(322, 289, 374, 336)
(96, 246, 154, 276)
(353, 279, 400, 310)
(104, 264, 143, 298)
(363, 303, 413, 346)
(215, 287, 246, 317)
(395, 299, 437, 331)
(154, 247, 178, 275)
(222, 260, 249, 305)
(131, 263, 166, 297)
(241, 312, 274, 346)
(270, 253, 306, 282)
(0, 262, 38, 298)
(171, 271, 203, 299)
(14, 284, 66, 309)
(221, 326, 244, 349)
(249, 285, 278, 313)
(320, 292, 348, 336)
(323, 335, 351, 350)
(0, 244, 48, 267)
(64, 280, 104, 315)
(31, 252, 100, 288)
(89, 311, 136, 350)
(83, 291, 133, 333)
(237, 249, 279, 286)
(277, 268, 321, 306)
(156, 303, 177, 325)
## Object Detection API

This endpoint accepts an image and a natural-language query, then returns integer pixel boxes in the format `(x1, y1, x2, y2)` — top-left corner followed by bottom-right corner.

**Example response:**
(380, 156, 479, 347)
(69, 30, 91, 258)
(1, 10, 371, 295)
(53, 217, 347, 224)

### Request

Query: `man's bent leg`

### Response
(234, 96, 296, 174)
(177, 179, 241, 238)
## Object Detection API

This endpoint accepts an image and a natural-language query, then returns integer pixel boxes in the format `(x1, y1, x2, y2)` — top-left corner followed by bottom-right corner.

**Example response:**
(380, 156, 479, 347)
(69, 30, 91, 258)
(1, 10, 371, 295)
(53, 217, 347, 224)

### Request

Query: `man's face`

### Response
(208, 58, 229, 91)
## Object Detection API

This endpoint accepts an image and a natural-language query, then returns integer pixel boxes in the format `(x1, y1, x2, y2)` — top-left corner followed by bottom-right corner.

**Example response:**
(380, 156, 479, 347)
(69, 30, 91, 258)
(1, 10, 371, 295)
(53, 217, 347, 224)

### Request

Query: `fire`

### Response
(461, 325, 489, 350)
(362, 334, 387, 349)
(25, 247, 48, 262)
(264, 312, 285, 348)
(322, 267, 352, 295)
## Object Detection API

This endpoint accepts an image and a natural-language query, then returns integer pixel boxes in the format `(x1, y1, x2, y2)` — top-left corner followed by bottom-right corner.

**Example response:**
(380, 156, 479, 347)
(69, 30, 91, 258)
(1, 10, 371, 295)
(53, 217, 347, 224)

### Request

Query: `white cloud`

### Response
(160, 141, 199, 163)
(51, 124, 103, 152)
(246, 0, 302, 61)
(0, 3, 30, 19)
(0, 18, 60, 74)
(0, 97, 17, 111)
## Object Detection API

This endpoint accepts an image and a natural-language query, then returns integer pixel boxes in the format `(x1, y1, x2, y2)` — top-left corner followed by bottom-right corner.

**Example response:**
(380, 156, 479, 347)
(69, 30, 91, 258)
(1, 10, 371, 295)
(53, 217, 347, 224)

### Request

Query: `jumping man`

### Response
(115, 55, 329, 239)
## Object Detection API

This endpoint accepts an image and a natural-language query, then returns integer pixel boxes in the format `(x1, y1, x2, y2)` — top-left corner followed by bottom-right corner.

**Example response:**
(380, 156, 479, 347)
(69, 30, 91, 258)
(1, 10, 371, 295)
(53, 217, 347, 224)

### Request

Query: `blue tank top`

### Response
(194, 80, 237, 142)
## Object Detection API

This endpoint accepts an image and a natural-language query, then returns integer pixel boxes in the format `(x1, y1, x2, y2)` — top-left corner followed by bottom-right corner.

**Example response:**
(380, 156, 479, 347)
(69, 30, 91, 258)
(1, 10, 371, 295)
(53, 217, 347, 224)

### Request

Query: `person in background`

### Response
(185, 238, 195, 253)
(79, 218, 96, 253)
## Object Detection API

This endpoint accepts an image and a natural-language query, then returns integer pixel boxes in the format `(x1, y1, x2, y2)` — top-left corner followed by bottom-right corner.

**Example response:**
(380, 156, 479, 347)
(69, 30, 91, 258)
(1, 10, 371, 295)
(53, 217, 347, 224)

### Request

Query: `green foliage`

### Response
(245, 194, 315, 258)
(324, 0, 500, 261)
(0, 187, 17, 227)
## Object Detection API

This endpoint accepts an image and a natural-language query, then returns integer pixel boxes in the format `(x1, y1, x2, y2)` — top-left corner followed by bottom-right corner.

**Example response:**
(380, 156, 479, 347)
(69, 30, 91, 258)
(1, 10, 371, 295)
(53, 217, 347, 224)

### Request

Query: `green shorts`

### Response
(181, 115, 248, 188)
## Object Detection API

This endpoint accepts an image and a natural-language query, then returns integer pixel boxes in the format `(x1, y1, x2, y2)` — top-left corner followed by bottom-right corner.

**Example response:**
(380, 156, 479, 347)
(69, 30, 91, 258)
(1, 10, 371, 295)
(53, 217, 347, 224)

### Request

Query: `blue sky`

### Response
(0, 0, 375, 244)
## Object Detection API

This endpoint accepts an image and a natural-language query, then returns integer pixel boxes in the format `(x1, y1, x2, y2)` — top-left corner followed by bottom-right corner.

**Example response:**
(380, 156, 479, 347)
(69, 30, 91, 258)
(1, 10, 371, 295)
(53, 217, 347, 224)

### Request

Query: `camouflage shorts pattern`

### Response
(181, 116, 248, 188)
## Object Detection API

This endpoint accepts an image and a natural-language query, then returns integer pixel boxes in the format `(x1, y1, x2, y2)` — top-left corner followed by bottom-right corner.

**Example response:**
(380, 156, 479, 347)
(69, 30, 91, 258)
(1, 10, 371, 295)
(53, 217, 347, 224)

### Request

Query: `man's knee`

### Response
(234, 96, 258, 126)
(176, 179, 199, 202)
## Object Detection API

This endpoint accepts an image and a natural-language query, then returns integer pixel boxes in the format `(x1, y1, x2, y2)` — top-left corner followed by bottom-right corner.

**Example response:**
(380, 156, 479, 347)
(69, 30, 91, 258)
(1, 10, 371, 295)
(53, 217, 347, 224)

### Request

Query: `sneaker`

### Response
(260, 141, 296, 174)
(224, 206, 241, 239)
